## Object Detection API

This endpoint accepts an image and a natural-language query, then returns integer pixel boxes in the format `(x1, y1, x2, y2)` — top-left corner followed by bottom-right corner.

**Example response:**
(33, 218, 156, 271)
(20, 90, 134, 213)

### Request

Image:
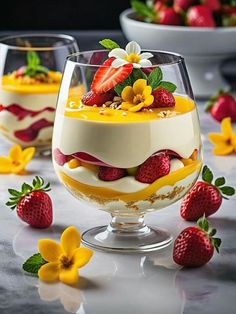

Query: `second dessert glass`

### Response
(0, 34, 78, 152)
(52, 45, 202, 252)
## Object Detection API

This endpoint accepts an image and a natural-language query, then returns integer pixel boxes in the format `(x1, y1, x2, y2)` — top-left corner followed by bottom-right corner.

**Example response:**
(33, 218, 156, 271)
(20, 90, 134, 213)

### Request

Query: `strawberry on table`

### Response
(180, 165, 235, 221)
(91, 57, 133, 94)
(205, 91, 236, 122)
(187, 5, 216, 27)
(6, 176, 53, 228)
(135, 152, 170, 183)
(173, 216, 221, 267)
(152, 87, 175, 108)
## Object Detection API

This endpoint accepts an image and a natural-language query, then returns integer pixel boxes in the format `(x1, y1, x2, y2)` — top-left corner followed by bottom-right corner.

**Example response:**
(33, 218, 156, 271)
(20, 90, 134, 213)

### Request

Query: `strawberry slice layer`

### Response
(91, 57, 133, 94)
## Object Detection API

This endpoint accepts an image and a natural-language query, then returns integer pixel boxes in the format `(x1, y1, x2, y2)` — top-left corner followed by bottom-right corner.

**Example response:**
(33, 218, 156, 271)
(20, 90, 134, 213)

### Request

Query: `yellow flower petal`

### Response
(0, 157, 12, 173)
(22, 147, 35, 163)
(9, 144, 22, 162)
(133, 79, 147, 95)
(208, 133, 226, 145)
(121, 86, 134, 102)
(121, 102, 133, 110)
(221, 117, 234, 138)
(72, 247, 93, 268)
(38, 239, 62, 262)
(129, 102, 144, 112)
(11, 162, 28, 175)
(142, 86, 152, 98)
(59, 266, 79, 285)
(60, 226, 81, 256)
(143, 95, 154, 107)
(38, 262, 59, 283)
(213, 144, 234, 156)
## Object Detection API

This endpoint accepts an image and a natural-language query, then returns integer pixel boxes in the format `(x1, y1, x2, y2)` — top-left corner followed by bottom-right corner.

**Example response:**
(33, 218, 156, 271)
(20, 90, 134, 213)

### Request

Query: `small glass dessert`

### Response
(52, 40, 202, 252)
(0, 34, 78, 152)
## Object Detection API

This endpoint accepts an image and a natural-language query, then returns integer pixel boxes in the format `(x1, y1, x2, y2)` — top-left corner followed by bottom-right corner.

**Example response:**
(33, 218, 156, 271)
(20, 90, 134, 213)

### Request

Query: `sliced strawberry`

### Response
(91, 57, 133, 94)
(152, 87, 175, 108)
(72, 152, 110, 166)
(54, 148, 72, 166)
(81, 90, 115, 107)
(135, 153, 170, 183)
(98, 166, 127, 181)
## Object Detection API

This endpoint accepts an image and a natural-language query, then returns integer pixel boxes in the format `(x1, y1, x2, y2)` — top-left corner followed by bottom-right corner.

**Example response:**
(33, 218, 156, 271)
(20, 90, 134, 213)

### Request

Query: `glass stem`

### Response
(107, 215, 149, 234)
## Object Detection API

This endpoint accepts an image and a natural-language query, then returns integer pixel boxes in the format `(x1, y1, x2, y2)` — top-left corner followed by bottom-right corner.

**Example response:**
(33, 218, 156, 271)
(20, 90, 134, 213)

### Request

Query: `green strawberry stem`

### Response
(202, 165, 235, 200)
(197, 215, 221, 253)
(6, 176, 51, 210)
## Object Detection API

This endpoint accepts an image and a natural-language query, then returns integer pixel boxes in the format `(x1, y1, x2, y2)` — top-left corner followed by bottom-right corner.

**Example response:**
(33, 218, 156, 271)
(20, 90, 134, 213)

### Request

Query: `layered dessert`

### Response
(53, 41, 202, 214)
(0, 51, 62, 149)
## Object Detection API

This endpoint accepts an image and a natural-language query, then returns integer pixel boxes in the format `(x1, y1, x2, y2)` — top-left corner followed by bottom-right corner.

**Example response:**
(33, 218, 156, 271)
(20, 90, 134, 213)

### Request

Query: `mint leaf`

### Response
(99, 39, 120, 50)
(27, 51, 40, 68)
(158, 81, 177, 93)
(148, 67, 162, 90)
(220, 186, 235, 196)
(23, 253, 47, 274)
(202, 165, 213, 184)
(131, 68, 147, 81)
(131, 0, 154, 18)
(36, 65, 49, 75)
(215, 177, 226, 187)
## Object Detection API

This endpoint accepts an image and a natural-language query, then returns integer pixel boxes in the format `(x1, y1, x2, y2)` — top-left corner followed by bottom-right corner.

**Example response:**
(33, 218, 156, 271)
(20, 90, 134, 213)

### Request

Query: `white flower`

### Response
(108, 41, 153, 69)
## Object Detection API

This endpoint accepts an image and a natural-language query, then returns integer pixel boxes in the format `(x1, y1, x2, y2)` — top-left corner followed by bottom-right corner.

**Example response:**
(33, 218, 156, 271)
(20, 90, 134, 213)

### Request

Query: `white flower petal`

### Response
(111, 58, 129, 68)
(126, 41, 141, 55)
(133, 63, 142, 68)
(140, 52, 153, 60)
(139, 59, 153, 68)
(108, 48, 127, 59)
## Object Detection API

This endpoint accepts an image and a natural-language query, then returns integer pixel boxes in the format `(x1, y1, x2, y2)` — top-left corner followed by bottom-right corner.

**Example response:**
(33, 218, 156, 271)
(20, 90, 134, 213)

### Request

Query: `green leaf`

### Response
(208, 228, 217, 237)
(8, 189, 21, 197)
(202, 165, 213, 184)
(197, 215, 209, 232)
(211, 238, 221, 253)
(36, 65, 49, 74)
(131, 68, 147, 81)
(220, 186, 235, 196)
(148, 67, 163, 90)
(158, 81, 177, 93)
(22, 183, 32, 194)
(215, 177, 226, 187)
(99, 39, 120, 50)
(23, 253, 47, 274)
(131, 0, 155, 18)
(27, 51, 40, 68)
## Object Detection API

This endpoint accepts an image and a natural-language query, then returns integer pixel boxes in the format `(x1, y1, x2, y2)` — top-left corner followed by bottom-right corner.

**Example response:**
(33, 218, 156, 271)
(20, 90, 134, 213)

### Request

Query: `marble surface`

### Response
(0, 105, 236, 314)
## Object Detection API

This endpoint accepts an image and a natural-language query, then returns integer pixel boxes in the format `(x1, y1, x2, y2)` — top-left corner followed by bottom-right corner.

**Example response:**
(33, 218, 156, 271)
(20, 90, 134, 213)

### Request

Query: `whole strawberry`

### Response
(6, 176, 53, 228)
(174, 0, 197, 13)
(187, 5, 216, 27)
(173, 216, 221, 267)
(205, 91, 236, 122)
(159, 7, 183, 25)
(180, 165, 235, 221)
(202, 0, 221, 12)
(152, 87, 175, 108)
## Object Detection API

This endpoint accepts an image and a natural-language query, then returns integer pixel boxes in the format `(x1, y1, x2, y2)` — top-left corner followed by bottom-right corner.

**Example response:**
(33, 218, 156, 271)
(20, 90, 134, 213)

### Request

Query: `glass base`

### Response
(81, 216, 173, 253)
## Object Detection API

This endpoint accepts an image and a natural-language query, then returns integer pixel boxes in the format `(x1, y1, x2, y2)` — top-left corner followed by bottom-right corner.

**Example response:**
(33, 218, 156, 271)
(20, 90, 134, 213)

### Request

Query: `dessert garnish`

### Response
(208, 117, 236, 155)
(10, 51, 62, 84)
(0, 144, 35, 174)
(205, 90, 236, 122)
(22, 226, 93, 286)
(180, 165, 235, 221)
(6, 176, 53, 228)
(173, 215, 221, 267)
(81, 39, 177, 112)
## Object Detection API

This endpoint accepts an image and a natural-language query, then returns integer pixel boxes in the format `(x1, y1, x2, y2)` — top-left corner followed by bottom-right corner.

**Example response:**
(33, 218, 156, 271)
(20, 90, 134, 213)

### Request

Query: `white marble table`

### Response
(0, 105, 236, 314)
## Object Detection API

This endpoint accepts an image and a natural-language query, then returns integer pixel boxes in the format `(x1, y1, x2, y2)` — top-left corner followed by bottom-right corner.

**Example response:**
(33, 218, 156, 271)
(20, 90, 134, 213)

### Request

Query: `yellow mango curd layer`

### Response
(64, 95, 195, 123)
(1, 72, 61, 94)
(59, 159, 202, 203)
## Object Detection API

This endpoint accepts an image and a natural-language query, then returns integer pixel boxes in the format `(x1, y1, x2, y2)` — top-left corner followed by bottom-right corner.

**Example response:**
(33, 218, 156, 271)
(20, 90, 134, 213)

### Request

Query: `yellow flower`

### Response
(0, 144, 35, 174)
(121, 79, 154, 112)
(208, 117, 236, 155)
(38, 226, 93, 286)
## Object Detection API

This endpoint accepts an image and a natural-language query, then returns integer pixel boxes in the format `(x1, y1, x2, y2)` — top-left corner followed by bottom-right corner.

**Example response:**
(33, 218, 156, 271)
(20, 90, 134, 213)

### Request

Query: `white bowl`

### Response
(120, 9, 236, 98)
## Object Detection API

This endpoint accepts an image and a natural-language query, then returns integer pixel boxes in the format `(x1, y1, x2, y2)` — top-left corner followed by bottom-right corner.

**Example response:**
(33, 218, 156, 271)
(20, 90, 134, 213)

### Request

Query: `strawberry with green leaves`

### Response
(180, 165, 235, 221)
(173, 216, 221, 267)
(6, 176, 53, 228)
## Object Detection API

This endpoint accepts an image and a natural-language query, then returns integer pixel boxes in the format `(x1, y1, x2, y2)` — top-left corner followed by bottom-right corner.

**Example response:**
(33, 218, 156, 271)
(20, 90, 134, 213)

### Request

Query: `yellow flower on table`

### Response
(0, 144, 35, 174)
(38, 226, 93, 286)
(121, 79, 154, 112)
(208, 117, 236, 155)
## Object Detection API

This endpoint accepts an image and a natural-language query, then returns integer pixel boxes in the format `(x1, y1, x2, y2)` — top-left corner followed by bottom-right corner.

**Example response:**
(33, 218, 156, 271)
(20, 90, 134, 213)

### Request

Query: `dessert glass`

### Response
(0, 34, 78, 152)
(52, 49, 202, 252)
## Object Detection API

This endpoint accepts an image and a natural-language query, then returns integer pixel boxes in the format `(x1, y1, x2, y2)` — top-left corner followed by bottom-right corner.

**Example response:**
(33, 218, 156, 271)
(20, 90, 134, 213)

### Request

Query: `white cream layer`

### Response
(60, 158, 184, 193)
(53, 108, 201, 168)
